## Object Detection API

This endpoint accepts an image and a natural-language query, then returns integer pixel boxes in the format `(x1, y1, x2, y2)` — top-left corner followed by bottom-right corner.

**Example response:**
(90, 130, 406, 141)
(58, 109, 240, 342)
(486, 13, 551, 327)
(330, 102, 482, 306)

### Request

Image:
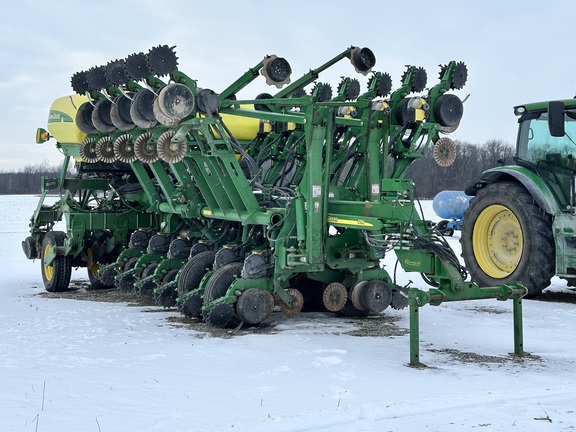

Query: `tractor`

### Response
(462, 99, 576, 296)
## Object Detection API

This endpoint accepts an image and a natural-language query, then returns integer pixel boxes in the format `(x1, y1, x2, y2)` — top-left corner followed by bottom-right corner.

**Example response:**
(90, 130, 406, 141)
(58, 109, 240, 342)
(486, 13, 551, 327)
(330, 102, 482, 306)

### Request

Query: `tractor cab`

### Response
(514, 99, 576, 212)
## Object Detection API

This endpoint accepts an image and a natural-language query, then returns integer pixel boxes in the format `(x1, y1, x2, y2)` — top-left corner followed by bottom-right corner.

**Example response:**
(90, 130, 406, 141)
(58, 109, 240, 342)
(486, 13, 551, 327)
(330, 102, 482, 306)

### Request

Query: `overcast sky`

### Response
(1, 0, 576, 171)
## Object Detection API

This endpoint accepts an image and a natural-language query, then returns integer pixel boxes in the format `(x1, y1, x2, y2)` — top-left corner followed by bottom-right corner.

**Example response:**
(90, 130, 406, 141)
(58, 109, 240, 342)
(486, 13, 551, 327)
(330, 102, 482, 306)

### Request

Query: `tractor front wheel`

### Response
(461, 182, 554, 296)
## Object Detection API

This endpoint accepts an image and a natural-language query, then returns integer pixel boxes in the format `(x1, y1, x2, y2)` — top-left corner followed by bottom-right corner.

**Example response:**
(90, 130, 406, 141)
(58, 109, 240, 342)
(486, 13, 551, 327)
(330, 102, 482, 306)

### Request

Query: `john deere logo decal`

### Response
(48, 110, 74, 123)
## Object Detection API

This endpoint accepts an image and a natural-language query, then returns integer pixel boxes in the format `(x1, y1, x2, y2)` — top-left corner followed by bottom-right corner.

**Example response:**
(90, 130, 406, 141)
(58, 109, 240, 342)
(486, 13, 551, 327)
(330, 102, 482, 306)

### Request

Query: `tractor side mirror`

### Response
(548, 101, 565, 137)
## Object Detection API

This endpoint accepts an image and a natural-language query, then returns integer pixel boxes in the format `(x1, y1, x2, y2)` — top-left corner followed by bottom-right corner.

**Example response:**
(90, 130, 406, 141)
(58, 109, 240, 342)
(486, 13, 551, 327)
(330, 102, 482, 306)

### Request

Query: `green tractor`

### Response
(462, 99, 576, 296)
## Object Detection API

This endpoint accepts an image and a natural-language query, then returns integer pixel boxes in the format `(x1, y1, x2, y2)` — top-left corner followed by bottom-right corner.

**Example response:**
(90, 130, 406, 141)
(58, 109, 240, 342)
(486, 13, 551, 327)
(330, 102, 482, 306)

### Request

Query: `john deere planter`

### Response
(25, 44, 527, 365)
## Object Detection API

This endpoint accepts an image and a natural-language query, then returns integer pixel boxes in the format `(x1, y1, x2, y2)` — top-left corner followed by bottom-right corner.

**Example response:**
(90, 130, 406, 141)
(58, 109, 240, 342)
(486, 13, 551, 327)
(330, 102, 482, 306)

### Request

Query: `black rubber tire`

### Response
(202, 262, 243, 327)
(41, 231, 72, 292)
(178, 251, 216, 318)
(461, 181, 555, 297)
(177, 251, 216, 297)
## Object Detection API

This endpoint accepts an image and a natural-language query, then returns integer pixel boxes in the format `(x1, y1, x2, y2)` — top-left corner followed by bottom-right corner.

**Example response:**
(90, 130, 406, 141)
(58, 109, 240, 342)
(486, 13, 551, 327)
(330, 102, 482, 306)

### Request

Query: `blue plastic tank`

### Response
(432, 190, 472, 219)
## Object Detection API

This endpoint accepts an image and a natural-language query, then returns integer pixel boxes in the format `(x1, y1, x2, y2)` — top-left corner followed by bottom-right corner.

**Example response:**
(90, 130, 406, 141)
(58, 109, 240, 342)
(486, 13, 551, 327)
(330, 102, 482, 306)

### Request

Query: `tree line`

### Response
(407, 139, 515, 198)
(0, 161, 68, 195)
(0, 139, 514, 196)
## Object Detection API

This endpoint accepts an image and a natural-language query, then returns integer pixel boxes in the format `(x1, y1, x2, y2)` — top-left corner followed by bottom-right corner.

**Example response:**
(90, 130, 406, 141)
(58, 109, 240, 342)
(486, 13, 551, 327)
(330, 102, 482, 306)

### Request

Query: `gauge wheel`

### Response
(202, 262, 243, 327)
(461, 181, 554, 297)
(41, 231, 72, 292)
(178, 250, 217, 318)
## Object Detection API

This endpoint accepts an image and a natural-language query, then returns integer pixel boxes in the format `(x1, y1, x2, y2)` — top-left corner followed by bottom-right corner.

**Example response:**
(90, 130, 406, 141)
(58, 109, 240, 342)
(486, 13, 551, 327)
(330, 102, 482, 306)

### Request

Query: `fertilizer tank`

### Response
(432, 190, 472, 219)
(47, 94, 89, 144)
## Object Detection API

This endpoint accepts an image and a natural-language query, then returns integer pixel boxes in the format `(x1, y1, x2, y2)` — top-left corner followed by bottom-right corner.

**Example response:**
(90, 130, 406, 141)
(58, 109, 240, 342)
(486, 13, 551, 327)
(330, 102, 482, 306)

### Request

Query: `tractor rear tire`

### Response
(461, 181, 554, 297)
(41, 231, 72, 292)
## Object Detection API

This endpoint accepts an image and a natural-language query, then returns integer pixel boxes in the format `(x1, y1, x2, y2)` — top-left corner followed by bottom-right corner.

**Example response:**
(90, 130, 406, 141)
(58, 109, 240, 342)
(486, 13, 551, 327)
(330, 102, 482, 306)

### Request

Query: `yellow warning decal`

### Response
(327, 216, 374, 227)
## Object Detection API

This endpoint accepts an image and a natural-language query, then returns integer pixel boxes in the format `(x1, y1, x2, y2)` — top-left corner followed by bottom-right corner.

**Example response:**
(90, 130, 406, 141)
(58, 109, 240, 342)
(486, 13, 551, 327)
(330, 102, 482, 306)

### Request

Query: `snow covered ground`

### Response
(1, 195, 575, 432)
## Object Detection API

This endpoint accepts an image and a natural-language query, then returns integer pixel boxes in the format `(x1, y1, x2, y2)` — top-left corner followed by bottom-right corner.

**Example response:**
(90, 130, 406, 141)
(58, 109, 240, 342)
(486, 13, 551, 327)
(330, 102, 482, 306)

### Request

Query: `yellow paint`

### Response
(327, 216, 374, 227)
(47, 94, 88, 144)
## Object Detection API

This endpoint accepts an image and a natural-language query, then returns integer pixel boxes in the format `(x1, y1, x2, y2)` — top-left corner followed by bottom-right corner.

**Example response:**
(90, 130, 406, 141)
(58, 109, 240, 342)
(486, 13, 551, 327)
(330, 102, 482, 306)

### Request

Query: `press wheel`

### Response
(157, 130, 187, 163)
(113, 134, 137, 163)
(80, 138, 99, 163)
(134, 132, 159, 163)
(95, 136, 116, 163)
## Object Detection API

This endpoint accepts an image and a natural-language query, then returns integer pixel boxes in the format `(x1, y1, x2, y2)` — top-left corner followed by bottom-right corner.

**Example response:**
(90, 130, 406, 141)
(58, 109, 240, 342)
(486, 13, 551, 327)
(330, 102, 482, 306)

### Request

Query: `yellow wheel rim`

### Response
(43, 244, 54, 281)
(473, 204, 523, 278)
(89, 263, 100, 278)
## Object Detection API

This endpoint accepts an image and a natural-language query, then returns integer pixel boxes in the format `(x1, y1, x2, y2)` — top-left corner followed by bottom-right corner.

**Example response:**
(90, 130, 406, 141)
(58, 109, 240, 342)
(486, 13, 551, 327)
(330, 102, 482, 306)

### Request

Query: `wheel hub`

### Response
(474, 205, 523, 278)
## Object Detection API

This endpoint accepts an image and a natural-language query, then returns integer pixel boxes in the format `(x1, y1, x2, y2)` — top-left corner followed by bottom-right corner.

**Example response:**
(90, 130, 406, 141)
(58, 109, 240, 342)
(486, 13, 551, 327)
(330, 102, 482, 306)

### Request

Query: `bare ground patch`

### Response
(427, 347, 542, 366)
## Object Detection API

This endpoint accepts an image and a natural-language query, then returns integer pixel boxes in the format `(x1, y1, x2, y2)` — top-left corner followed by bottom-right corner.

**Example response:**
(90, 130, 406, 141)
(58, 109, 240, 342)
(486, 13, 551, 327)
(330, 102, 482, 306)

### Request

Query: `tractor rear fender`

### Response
(465, 165, 560, 215)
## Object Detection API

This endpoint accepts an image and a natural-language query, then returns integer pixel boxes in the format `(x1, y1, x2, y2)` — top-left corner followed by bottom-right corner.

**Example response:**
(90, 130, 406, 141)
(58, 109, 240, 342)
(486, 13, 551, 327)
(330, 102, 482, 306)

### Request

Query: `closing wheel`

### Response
(322, 282, 348, 312)
(461, 181, 555, 297)
(118, 256, 139, 293)
(147, 45, 178, 76)
(106, 59, 129, 86)
(41, 231, 72, 292)
(157, 130, 187, 163)
(71, 71, 90, 95)
(95, 136, 116, 163)
(280, 288, 304, 317)
(202, 262, 243, 327)
(113, 134, 137, 163)
(155, 269, 180, 308)
(236, 288, 273, 325)
(138, 263, 158, 299)
(80, 138, 99, 163)
(133, 132, 159, 163)
(88, 263, 114, 289)
(178, 250, 216, 318)
(125, 52, 151, 81)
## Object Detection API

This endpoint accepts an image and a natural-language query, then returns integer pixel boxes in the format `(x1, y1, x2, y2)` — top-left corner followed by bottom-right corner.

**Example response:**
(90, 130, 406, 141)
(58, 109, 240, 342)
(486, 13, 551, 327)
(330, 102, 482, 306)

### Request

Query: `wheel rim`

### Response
(43, 244, 54, 281)
(89, 263, 100, 279)
(473, 204, 523, 278)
